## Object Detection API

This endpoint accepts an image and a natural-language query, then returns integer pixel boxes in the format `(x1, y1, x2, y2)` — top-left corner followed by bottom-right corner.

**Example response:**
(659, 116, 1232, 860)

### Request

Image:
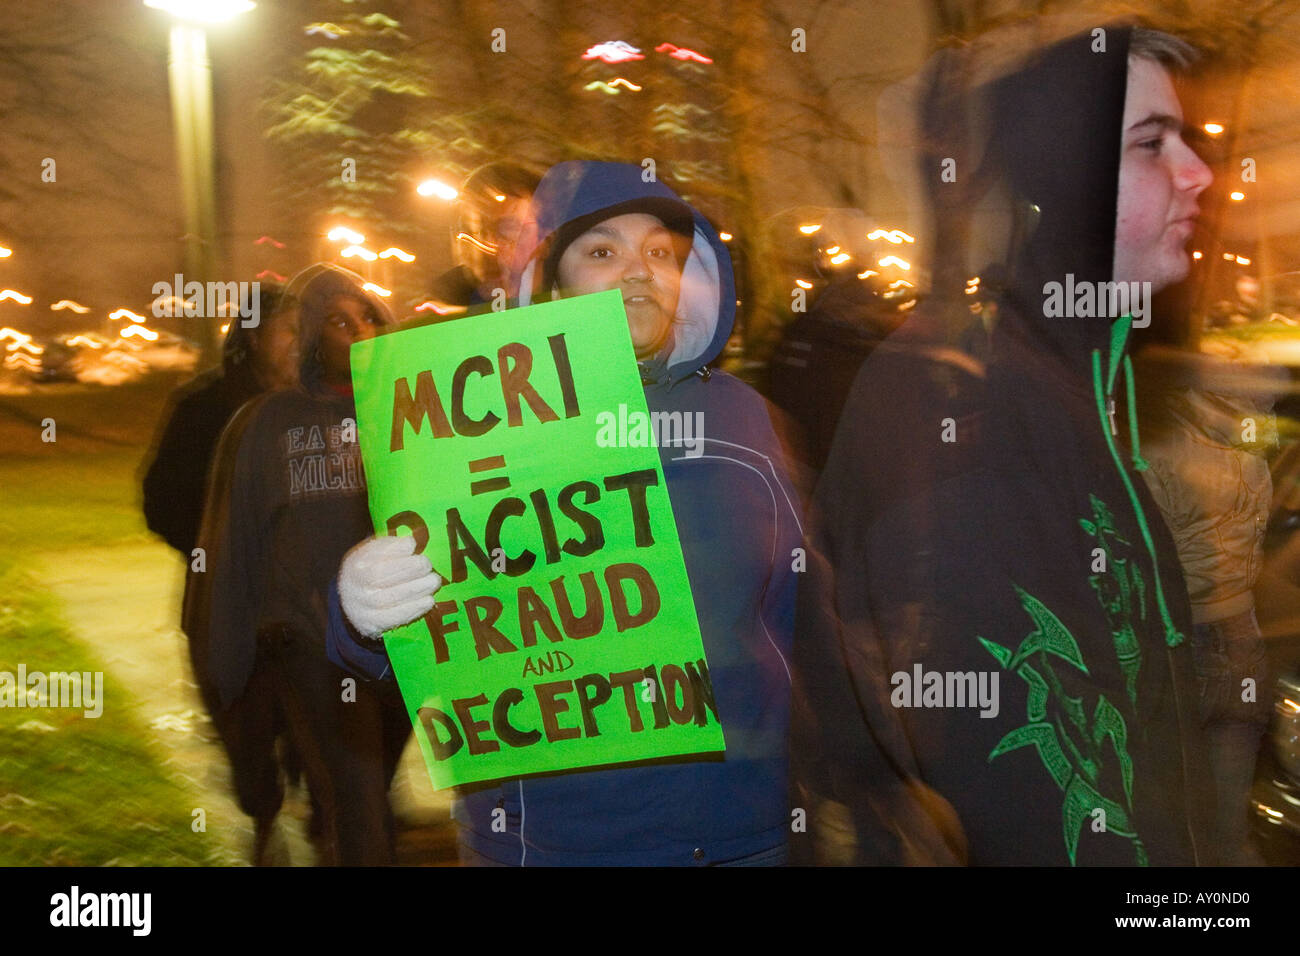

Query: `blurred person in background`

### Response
(141, 285, 305, 865)
(141, 284, 297, 558)
(1133, 313, 1282, 864)
(184, 265, 410, 866)
(767, 212, 912, 479)
(427, 161, 541, 313)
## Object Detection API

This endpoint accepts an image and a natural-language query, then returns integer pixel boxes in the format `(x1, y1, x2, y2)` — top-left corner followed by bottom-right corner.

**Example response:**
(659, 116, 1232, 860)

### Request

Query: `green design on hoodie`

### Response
(979, 574, 1146, 866)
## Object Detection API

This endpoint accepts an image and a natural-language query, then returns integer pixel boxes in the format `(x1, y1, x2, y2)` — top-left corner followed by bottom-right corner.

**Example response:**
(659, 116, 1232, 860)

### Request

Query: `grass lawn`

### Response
(0, 373, 220, 865)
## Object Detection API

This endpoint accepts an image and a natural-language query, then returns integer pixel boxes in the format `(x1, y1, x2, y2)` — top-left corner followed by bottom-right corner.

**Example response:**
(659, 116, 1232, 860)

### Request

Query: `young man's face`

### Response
(556, 212, 683, 360)
(1113, 56, 1213, 292)
(319, 293, 380, 385)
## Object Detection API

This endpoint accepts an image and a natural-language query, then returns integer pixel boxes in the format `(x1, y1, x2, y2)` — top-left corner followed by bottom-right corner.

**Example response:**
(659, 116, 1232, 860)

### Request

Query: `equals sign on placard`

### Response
(469, 455, 510, 496)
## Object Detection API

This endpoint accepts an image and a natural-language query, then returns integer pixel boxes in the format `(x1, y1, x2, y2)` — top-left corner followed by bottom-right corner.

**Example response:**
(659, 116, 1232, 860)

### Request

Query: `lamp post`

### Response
(145, 0, 254, 364)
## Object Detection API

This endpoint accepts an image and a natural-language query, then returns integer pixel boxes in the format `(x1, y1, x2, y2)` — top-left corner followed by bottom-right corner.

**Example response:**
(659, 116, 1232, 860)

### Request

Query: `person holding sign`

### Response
(187, 264, 413, 866)
(332, 161, 804, 865)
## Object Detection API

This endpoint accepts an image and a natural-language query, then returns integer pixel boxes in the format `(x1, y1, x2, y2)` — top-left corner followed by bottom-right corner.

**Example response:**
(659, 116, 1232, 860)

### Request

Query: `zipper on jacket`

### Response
(1091, 313, 1200, 865)
(1090, 316, 1182, 648)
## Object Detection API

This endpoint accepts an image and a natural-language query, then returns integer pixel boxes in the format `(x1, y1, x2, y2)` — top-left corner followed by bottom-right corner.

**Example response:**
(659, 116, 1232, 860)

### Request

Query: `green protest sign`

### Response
(350, 289, 724, 789)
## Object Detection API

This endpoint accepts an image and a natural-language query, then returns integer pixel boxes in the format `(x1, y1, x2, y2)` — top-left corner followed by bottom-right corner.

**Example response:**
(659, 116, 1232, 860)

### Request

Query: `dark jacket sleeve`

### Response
(789, 533, 968, 866)
(182, 395, 274, 711)
(142, 381, 227, 556)
(789, 349, 970, 866)
(325, 576, 395, 681)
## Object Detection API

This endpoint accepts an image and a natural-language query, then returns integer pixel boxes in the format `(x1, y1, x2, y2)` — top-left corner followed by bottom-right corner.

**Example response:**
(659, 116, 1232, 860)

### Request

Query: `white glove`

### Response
(338, 535, 443, 639)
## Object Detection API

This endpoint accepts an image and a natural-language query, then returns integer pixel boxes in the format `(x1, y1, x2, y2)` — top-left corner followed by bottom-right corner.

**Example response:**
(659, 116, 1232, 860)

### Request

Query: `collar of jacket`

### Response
(638, 329, 679, 387)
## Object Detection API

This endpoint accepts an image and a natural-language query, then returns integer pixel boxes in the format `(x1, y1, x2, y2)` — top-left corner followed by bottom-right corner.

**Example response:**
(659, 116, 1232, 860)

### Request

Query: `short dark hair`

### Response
(1129, 27, 1199, 73)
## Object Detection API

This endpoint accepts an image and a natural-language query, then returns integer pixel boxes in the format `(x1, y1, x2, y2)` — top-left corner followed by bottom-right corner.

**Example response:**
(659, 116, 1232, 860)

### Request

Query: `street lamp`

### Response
(145, 0, 254, 363)
(417, 179, 458, 201)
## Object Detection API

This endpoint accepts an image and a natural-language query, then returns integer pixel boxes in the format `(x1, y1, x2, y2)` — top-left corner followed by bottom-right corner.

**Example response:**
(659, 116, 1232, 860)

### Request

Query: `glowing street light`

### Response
(1230, 191, 1245, 201)
(414, 300, 456, 314)
(868, 228, 915, 244)
(362, 282, 391, 297)
(656, 43, 714, 64)
(109, 308, 147, 322)
(121, 323, 161, 341)
(417, 179, 458, 200)
(0, 290, 33, 304)
(1203, 122, 1225, 135)
(327, 226, 365, 244)
(798, 224, 821, 235)
(378, 247, 415, 262)
(341, 245, 378, 262)
(582, 41, 644, 64)
(145, 0, 254, 22)
(145, 0, 256, 363)
(51, 300, 90, 313)
(0, 246, 11, 258)
(455, 233, 495, 255)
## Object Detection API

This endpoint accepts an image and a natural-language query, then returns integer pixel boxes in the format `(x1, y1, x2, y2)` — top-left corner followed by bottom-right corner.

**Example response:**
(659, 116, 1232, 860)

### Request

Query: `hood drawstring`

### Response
(1123, 354, 1151, 473)
(1092, 314, 1183, 648)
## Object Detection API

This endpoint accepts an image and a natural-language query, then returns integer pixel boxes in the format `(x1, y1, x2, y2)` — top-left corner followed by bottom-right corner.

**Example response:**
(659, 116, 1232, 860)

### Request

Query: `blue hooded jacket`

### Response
(328, 162, 804, 864)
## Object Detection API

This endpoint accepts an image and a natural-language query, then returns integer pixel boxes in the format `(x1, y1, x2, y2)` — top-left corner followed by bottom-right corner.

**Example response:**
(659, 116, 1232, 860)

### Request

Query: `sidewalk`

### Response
(33, 541, 457, 866)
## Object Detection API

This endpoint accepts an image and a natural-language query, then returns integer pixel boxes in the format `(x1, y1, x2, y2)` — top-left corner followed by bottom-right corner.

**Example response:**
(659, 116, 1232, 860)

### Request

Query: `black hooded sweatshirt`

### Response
(141, 315, 267, 557)
(791, 26, 1213, 866)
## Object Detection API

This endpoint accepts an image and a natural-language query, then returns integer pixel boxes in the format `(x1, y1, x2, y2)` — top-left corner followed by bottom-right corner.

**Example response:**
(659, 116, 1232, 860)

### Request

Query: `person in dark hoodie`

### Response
(142, 286, 305, 865)
(790, 24, 1217, 866)
(184, 264, 412, 866)
(142, 284, 297, 558)
(329, 160, 804, 866)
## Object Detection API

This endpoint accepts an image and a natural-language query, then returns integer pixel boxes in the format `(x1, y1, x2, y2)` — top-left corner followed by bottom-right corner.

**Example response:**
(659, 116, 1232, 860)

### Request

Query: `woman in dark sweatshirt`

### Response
(185, 264, 411, 865)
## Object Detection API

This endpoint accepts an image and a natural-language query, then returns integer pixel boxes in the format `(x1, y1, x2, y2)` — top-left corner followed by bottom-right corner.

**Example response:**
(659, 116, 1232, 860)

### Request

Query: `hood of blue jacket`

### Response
(517, 161, 735, 383)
